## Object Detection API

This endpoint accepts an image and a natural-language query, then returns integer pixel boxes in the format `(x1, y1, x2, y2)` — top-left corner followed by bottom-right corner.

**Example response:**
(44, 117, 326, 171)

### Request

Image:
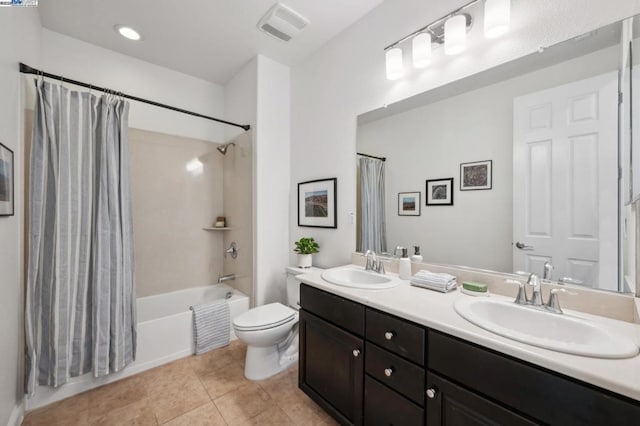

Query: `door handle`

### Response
(515, 241, 534, 250)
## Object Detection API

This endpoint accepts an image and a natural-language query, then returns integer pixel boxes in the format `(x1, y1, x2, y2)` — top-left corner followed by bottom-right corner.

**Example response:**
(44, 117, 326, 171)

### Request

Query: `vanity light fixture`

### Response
(484, 0, 511, 38)
(114, 25, 142, 41)
(412, 32, 432, 68)
(383, 0, 510, 80)
(444, 14, 468, 55)
(385, 47, 405, 80)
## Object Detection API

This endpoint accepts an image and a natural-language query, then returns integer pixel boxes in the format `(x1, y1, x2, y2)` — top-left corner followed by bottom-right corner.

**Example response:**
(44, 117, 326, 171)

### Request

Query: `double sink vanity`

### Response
(296, 260, 640, 425)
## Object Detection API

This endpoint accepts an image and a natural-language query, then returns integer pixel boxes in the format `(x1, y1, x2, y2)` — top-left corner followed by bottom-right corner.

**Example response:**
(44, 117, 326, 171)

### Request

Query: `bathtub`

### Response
(136, 284, 249, 364)
(27, 284, 249, 410)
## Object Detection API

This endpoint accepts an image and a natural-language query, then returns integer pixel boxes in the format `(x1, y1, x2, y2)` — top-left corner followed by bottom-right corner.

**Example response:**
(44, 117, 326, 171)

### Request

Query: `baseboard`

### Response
(7, 400, 25, 426)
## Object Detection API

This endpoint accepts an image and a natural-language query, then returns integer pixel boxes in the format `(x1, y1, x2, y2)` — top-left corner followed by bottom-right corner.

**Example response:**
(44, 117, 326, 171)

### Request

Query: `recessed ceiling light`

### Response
(114, 25, 142, 41)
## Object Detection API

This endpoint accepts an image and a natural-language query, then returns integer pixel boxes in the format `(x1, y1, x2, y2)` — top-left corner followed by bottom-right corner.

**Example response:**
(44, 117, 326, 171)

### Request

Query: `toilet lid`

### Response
(233, 303, 296, 331)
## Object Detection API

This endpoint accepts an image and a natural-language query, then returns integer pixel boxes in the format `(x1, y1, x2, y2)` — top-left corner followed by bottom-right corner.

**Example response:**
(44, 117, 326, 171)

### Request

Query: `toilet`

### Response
(232, 266, 322, 380)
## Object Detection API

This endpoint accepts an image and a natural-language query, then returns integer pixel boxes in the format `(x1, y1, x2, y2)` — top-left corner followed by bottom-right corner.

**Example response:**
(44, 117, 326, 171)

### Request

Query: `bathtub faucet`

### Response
(218, 273, 236, 284)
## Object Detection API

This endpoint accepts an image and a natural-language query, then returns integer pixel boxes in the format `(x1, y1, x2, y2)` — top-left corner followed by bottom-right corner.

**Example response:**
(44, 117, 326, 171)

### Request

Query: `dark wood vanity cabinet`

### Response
(299, 284, 640, 426)
(299, 285, 365, 425)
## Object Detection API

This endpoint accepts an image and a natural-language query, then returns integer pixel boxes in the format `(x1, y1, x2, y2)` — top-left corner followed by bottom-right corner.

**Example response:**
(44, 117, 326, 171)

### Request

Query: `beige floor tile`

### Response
(189, 347, 238, 377)
(199, 362, 249, 399)
(258, 368, 298, 403)
(237, 406, 293, 426)
(89, 399, 157, 426)
(88, 376, 148, 420)
(161, 402, 227, 426)
(140, 357, 194, 390)
(23, 394, 90, 426)
(214, 383, 272, 425)
(226, 340, 247, 367)
(277, 391, 337, 426)
(146, 374, 211, 424)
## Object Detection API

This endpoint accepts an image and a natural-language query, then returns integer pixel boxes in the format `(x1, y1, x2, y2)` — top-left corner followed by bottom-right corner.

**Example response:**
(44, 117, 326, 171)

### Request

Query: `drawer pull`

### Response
(353, 349, 361, 357)
(384, 367, 394, 377)
(426, 387, 438, 399)
(384, 331, 395, 340)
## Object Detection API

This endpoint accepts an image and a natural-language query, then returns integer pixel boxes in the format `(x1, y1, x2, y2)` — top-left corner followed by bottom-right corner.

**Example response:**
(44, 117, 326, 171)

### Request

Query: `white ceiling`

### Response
(38, 0, 384, 85)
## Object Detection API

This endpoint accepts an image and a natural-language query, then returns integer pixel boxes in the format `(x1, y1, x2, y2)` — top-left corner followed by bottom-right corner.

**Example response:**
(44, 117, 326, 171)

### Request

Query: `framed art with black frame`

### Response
(0, 142, 14, 217)
(426, 178, 453, 206)
(298, 178, 337, 228)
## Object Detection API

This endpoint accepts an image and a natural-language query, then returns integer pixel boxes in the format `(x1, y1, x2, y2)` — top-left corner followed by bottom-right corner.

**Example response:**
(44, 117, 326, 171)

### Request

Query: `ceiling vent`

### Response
(257, 3, 309, 42)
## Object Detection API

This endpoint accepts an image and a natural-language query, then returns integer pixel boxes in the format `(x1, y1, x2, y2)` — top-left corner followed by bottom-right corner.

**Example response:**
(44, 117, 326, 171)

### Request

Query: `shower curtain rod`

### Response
(357, 152, 386, 162)
(19, 63, 251, 131)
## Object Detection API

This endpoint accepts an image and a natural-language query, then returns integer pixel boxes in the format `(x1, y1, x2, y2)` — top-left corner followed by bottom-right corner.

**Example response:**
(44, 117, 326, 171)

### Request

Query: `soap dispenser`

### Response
(399, 247, 412, 279)
(411, 246, 423, 262)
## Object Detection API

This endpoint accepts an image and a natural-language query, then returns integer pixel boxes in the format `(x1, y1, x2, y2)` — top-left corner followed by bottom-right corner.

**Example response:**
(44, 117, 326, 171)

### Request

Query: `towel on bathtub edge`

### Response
(190, 299, 230, 355)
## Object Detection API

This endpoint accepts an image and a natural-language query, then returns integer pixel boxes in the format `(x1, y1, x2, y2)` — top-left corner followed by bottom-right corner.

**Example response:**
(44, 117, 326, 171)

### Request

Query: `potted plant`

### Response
(293, 237, 320, 268)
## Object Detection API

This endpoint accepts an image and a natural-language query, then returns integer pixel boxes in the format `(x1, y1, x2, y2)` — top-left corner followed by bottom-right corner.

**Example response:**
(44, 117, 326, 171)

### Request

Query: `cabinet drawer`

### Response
(366, 342, 425, 406)
(429, 331, 640, 426)
(301, 284, 365, 336)
(365, 376, 424, 426)
(366, 308, 425, 365)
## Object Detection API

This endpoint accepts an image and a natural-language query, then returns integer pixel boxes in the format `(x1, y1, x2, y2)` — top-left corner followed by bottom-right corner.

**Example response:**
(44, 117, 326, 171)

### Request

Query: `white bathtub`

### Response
(27, 284, 249, 410)
(136, 284, 249, 364)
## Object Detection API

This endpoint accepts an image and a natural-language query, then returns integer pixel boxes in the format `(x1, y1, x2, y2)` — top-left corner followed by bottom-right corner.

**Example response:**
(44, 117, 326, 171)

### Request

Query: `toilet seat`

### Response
(233, 303, 297, 331)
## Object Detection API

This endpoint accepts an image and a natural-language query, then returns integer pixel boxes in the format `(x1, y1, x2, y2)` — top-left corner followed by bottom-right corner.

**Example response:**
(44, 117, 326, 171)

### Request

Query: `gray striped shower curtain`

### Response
(25, 81, 136, 394)
(359, 157, 387, 253)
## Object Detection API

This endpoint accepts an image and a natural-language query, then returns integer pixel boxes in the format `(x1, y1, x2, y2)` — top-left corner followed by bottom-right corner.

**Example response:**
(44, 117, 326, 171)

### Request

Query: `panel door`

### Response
(513, 72, 618, 289)
(425, 372, 537, 426)
(299, 310, 364, 425)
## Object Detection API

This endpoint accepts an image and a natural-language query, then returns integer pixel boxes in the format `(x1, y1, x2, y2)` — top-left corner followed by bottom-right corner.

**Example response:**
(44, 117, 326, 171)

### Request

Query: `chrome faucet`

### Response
(362, 250, 386, 274)
(527, 272, 543, 306)
(543, 261, 554, 280)
(506, 273, 576, 314)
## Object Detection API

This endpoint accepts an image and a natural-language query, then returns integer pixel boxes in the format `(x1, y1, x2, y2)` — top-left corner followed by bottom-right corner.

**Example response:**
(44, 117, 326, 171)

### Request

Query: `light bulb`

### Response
(385, 47, 404, 80)
(114, 25, 142, 41)
(484, 0, 511, 38)
(444, 15, 467, 55)
(412, 33, 432, 68)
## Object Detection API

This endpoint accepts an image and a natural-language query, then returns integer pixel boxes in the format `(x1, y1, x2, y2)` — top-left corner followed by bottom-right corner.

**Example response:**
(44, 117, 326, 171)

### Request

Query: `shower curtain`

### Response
(359, 157, 387, 253)
(25, 81, 136, 393)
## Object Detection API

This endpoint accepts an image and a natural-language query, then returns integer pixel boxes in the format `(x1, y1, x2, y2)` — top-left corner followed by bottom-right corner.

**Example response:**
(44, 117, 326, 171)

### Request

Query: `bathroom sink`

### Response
(321, 266, 400, 289)
(454, 298, 639, 359)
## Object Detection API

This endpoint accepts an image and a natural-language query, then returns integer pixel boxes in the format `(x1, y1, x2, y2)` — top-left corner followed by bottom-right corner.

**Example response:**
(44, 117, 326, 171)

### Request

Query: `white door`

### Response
(513, 72, 618, 290)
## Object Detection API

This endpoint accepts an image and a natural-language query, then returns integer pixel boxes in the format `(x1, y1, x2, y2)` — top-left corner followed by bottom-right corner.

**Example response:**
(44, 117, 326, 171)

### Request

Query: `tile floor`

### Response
(23, 341, 338, 426)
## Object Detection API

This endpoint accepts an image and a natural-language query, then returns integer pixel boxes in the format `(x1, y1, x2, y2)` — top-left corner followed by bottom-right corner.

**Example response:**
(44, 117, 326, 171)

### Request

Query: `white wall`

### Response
(290, 0, 640, 268)
(254, 56, 291, 305)
(224, 55, 291, 306)
(357, 43, 620, 274)
(0, 7, 41, 426)
(41, 29, 226, 143)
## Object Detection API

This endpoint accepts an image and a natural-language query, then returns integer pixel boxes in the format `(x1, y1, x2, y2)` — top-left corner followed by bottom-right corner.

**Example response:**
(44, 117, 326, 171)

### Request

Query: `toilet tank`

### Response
(286, 266, 323, 309)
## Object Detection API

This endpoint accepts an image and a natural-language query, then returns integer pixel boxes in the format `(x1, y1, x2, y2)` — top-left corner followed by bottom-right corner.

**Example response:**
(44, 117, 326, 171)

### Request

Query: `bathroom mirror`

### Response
(357, 16, 640, 294)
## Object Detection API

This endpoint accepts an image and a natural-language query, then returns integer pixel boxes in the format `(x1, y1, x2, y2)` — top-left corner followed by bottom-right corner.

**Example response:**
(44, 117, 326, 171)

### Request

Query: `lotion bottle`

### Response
(399, 247, 412, 279)
(411, 246, 423, 262)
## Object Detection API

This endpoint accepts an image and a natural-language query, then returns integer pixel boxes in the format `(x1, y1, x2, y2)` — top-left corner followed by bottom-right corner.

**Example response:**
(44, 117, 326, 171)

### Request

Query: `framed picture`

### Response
(426, 178, 454, 206)
(460, 160, 492, 191)
(398, 192, 421, 216)
(298, 178, 337, 228)
(0, 142, 14, 217)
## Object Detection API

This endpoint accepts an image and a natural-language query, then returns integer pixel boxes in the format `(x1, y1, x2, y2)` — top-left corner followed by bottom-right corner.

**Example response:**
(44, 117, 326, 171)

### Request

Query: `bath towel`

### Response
(190, 299, 230, 355)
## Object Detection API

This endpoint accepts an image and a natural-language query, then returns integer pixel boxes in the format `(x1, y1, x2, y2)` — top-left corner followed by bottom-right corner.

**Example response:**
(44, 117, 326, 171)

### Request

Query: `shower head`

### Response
(216, 142, 235, 155)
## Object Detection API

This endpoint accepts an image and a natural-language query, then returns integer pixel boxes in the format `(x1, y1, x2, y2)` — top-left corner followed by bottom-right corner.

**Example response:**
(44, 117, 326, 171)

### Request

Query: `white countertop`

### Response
(298, 267, 640, 402)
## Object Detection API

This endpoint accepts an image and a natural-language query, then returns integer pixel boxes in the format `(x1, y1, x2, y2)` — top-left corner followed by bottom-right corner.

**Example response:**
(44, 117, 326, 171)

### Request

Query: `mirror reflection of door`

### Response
(513, 72, 618, 290)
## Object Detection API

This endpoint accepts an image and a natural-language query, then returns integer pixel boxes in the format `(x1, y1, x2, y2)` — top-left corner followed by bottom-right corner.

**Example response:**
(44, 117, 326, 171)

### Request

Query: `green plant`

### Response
(293, 237, 320, 255)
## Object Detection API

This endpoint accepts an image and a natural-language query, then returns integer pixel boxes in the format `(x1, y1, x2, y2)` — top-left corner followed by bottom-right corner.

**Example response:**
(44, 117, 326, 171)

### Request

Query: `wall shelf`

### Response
(202, 227, 235, 231)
